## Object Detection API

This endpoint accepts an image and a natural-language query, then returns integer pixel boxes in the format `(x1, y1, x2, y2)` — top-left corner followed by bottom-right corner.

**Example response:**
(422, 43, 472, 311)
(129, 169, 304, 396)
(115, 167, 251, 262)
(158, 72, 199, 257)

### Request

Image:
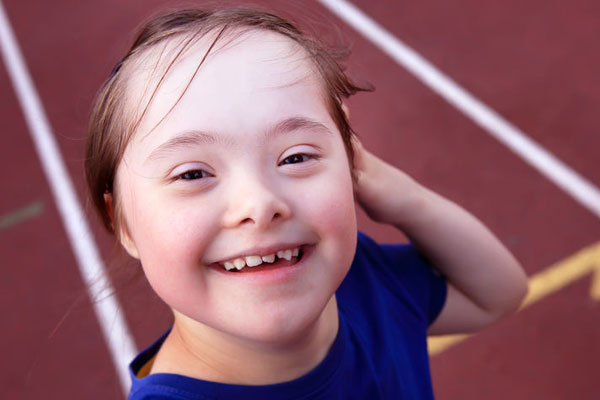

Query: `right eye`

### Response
(176, 169, 212, 181)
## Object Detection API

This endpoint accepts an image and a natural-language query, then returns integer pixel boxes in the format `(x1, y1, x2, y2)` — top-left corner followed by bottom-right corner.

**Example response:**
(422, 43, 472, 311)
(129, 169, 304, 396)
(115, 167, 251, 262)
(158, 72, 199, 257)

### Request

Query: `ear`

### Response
(104, 192, 140, 259)
(119, 229, 140, 259)
(341, 102, 350, 119)
(103, 192, 115, 229)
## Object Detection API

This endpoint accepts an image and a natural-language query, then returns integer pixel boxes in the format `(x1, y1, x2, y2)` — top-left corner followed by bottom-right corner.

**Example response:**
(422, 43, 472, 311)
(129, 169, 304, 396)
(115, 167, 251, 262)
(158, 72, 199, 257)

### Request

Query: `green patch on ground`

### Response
(0, 201, 44, 230)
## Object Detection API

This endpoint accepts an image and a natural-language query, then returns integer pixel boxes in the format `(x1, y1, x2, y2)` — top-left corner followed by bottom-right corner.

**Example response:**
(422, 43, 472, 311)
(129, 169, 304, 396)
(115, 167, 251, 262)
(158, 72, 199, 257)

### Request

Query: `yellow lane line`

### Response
(428, 241, 600, 356)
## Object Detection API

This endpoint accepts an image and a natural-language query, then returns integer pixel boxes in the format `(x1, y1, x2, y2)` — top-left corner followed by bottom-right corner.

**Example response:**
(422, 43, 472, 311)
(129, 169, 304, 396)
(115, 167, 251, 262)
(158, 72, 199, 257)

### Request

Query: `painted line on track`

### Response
(318, 0, 600, 220)
(428, 241, 600, 355)
(0, 201, 44, 230)
(0, 1, 135, 395)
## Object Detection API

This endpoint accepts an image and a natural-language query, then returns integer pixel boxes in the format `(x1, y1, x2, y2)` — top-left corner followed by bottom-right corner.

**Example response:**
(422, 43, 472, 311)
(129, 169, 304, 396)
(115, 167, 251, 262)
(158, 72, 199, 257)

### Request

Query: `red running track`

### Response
(1, 0, 599, 398)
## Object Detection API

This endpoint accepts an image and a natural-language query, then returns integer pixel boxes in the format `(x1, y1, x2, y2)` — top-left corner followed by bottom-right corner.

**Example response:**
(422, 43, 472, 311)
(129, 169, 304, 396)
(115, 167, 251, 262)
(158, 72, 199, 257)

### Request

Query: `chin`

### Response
(233, 301, 330, 347)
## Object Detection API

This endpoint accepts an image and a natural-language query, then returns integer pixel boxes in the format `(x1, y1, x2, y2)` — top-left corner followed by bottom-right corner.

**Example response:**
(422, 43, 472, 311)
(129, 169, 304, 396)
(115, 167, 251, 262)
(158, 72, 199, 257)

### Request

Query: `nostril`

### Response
(273, 212, 285, 221)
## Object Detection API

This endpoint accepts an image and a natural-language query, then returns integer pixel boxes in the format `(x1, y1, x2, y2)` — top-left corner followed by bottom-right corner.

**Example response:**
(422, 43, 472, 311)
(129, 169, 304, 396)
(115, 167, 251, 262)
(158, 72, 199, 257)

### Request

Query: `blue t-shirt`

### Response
(129, 232, 447, 399)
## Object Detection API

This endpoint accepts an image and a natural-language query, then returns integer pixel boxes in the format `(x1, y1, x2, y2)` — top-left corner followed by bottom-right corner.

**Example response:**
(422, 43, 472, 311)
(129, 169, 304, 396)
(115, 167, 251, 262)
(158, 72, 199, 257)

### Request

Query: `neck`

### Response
(151, 296, 339, 385)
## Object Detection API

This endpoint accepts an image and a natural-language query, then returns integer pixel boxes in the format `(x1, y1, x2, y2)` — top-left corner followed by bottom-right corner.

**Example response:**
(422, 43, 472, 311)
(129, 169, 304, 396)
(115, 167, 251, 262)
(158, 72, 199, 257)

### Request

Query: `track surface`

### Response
(1, 1, 599, 399)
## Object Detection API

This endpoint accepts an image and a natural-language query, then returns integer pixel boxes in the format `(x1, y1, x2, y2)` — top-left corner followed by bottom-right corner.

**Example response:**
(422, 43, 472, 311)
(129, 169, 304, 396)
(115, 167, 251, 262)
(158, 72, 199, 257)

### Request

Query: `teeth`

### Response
(262, 254, 275, 263)
(233, 258, 246, 270)
(224, 261, 235, 271)
(222, 247, 301, 271)
(245, 255, 262, 267)
(278, 249, 292, 260)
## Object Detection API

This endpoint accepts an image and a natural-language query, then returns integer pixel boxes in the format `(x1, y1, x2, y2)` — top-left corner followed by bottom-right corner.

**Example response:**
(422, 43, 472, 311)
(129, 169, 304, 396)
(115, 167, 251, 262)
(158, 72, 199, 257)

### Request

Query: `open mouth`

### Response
(213, 246, 305, 273)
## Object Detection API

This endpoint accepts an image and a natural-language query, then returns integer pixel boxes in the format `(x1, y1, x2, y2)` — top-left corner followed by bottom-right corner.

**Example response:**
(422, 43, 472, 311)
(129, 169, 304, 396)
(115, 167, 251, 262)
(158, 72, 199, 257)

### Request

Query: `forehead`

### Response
(124, 29, 325, 142)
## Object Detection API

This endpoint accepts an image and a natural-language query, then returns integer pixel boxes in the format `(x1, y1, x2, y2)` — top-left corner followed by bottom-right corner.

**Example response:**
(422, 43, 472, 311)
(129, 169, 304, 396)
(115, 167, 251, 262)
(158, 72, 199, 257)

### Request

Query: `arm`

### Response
(352, 140, 528, 335)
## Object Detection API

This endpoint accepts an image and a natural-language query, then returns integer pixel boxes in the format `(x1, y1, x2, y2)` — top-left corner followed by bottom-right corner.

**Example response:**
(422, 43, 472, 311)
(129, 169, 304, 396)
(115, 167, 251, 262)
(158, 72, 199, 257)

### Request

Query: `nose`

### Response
(221, 173, 292, 230)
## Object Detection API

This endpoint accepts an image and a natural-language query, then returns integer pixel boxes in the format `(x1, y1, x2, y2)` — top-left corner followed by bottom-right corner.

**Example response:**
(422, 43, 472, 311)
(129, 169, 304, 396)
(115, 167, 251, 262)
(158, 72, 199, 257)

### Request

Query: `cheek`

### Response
(295, 160, 357, 249)
(319, 164, 356, 225)
(129, 202, 221, 307)
(308, 168, 357, 293)
(119, 182, 218, 276)
(139, 208, 215, 259)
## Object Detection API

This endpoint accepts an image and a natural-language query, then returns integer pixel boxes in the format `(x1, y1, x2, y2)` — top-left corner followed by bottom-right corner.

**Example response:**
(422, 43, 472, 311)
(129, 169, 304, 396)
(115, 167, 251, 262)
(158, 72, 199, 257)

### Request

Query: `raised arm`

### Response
(352, 140, 528, 335)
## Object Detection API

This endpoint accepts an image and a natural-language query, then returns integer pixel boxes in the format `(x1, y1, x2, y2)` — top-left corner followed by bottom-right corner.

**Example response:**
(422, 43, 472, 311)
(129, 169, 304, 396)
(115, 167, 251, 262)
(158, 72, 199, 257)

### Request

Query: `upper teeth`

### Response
(221, 247, 300, 271)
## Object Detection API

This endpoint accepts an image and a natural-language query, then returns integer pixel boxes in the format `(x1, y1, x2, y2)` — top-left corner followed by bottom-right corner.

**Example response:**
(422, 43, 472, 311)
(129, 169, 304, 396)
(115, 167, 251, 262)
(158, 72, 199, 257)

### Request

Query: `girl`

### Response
(85, 7, 527, 399)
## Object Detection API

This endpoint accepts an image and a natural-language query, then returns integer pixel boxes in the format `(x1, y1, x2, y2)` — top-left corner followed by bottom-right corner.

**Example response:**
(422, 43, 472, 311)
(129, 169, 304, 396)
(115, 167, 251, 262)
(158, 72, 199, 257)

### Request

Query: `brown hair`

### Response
(85, 7, 371, 235)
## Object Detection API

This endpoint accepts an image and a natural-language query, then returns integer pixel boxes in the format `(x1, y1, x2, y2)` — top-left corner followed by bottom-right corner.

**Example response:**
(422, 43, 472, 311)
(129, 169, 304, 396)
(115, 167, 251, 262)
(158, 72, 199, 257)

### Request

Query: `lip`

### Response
(206, 244, 314, 284)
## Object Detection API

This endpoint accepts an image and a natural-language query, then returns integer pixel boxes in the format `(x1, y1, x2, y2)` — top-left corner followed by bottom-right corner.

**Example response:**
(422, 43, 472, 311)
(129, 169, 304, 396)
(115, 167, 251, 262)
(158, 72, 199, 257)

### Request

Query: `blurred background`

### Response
(1, 0, 599, 398)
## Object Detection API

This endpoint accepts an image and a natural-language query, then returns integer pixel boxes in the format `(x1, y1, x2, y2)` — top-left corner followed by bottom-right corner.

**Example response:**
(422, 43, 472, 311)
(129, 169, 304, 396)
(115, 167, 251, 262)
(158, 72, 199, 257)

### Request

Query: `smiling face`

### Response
(115, 30, 357, 346)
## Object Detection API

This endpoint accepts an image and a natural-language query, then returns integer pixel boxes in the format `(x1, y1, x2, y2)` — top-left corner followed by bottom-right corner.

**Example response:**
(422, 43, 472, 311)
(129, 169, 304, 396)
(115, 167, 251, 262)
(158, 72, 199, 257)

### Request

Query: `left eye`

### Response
(279, 154, 311, 166)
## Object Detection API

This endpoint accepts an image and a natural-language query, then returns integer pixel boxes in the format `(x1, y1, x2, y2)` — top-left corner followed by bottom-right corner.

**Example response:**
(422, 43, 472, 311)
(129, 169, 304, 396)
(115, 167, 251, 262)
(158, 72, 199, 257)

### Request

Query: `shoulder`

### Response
(129, 331, 203, 400)
(338, 231, 447, 326)
(353, 231, 425, 272)
(347, 231, 442, 294)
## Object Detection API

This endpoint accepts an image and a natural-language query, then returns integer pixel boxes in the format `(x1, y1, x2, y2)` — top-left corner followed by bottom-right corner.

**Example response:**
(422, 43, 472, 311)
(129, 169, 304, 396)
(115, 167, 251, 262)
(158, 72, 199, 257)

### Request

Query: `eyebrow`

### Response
(146, 116, 332, 162)
(266, 117, 332, 140)
(146, 130, 218, 162)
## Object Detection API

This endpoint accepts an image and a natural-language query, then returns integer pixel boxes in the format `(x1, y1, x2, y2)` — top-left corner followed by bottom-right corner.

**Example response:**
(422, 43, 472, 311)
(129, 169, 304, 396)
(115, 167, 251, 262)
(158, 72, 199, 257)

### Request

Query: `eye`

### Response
(279, 153, 312, 166)
(176, 169, 213, 181)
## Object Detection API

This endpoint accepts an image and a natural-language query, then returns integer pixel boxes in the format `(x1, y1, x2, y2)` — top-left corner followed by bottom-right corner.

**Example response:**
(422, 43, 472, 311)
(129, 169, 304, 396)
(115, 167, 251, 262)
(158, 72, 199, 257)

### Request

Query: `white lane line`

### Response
(318, 0, 600, 219)
(0, 2, 136, 395)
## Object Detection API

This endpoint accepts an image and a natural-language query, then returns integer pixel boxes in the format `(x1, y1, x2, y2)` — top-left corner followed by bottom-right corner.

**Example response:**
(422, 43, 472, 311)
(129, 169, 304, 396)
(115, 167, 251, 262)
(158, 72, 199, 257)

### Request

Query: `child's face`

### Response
(116, 31, 357, 344)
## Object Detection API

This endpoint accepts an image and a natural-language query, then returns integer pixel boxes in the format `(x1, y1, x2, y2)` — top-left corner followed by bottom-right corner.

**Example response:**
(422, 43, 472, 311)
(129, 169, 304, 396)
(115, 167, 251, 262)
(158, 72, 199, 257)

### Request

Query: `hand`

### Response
(352, 138, 426, 226)
(352, 138, 527, 334)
